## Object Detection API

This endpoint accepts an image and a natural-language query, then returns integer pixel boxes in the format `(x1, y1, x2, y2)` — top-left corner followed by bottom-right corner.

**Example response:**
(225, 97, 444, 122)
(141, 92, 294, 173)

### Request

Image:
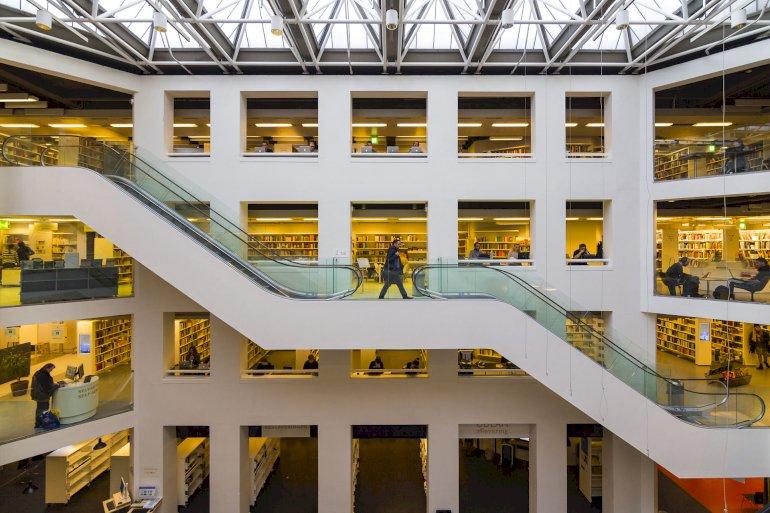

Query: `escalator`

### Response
(1, 135, 765, 430)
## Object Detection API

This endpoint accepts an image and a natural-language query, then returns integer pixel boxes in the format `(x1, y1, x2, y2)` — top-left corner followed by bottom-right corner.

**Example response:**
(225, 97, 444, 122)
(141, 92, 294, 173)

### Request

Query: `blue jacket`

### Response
(385, 245, 403, 273)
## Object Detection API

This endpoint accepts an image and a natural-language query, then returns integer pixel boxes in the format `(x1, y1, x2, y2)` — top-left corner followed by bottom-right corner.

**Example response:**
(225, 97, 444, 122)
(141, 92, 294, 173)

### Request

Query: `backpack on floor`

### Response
(713, 285, 730, 300)
(38, 410, 60, 430)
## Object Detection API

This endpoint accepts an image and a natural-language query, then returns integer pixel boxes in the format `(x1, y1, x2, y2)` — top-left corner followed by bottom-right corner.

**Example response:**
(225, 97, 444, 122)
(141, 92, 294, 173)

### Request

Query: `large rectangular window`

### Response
(170, 94, 210, 155)
(458, 201, 532, 263)
(0, 215, 134, 307)
(242, 340, 319, 378)
(246, 203, 319, 261)
(350, 349, 428, 378)
(351, 93, 427, 156)
(457, 94, 532, 158)
(654, 63, 770, 181)
(566, 94, 607, 158)
(655, 194, 770, 303)
(244, 93, 318, 155)
(166, 313, 211, 377)
(566, 202, 607, 265)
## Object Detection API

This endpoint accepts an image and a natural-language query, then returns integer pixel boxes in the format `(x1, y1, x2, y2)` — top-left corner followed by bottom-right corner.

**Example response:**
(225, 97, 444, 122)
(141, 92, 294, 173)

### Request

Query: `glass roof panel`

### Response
(496, 1, 544, 49)
(405, 0, 473, 50)
(308, 0, 381, 49)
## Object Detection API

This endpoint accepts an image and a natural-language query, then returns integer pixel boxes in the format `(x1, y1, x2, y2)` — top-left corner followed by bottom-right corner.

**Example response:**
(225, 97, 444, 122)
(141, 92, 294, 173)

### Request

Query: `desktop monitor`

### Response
(65, 365, 78, 380)
(78, 363, 85, 380)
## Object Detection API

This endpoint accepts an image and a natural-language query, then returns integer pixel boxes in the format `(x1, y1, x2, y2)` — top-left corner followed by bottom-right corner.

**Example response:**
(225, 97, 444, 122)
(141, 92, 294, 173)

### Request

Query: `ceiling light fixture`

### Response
(48, 123, 87, 128)
(494, 217, 529, 221)
(396, 122, 427, 127)
(110, 123, 133, 128)
(731, 8, 747, 29)
(693, 122, 733, 127)
(270, 14, 284, 36)
(93, 438, 107, 450)
(458, 217, 485, 221)
(490, 137, 523, 141)
(255, 122, 293, 127)
(385, 9, 398, 30)
(302, 122, 319, 127)
(491, 122, 529, 128)
(501, 7, 514, 28)
(173, 123, 198, 128)
(0, 93, 38, 102)
(565, 122, 578, 128)
(586, 122, 605, 127)
(0, 123, 40, 128)
(615, 9, 629, 30)
(457, 122, 482, 127)
(35, 9, 52, 30)
(152, 11, 167, 33)
(255, 217, 292, 222)
(654, 122, 673, 127)
(352, 123, 387, 127)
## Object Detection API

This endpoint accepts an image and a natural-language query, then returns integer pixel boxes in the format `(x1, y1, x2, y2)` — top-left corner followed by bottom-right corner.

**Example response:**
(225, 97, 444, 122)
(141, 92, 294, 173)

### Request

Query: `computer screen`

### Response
(77, 363, 85, 380)
(65, 365, 78, 380)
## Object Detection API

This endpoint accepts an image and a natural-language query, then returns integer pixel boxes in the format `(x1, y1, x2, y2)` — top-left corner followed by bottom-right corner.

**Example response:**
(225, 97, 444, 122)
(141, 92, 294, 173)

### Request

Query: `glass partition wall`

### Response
(457, 201, 532, 263)
(457, 94, 532, 158)
(170, 94, 210, 155)
(244, 93, 318, 155)
(566, 202, 607, 265)
(242, 340, 319, 378)
(655, 194, 770, 303)
(566, 94, 607, 158)
(351, 92, 427, 156)
(246, 203, 319, 262)
(654, 63, 770, 181)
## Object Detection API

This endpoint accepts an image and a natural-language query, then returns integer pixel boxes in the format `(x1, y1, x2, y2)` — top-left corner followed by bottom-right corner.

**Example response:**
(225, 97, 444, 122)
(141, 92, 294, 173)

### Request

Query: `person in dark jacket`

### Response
(369, 356, 384, 370)
(31, 363, 61, 428)
(724, 140, 747, 174)
(378, 238, 411, 299)
(728, 257, 770, 300)
(749, 325, 770, 369)
(303, 354, 319, 370)
(185, 345, 201, 368)
(16, 240, 34, 262)
(664, 257, 701, 297)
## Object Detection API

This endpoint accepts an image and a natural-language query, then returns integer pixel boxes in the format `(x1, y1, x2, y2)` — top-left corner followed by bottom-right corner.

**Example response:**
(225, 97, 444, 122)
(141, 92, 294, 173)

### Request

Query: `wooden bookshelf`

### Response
(249, 438, 280, 505)
(419, 438, 428, 494)
(458, 231, 468, 259)
(247, 233, 318, 260)
(51, 230, 77, 260)
(465, 230, 530, 259)
(578, 438, 602, 502)
(710, 319, 744, 360)
(176, 317, 211, 363)
(739, 229, 770, 260)
(245, 340, 270, 369)
(654, 147, 691, 180)
(112, 246, 133, 285)
(177, 437, 210, 506)
(45, 430, 130, 504)
(566, 313, 605, 364)
(655, 229, 663, 273)
(352, 438, 360, 509)
(678, 229, 723, 263)
(94, 316, 132, 374)
(353, 233, 427, 265)
(656, 315, 697, 360)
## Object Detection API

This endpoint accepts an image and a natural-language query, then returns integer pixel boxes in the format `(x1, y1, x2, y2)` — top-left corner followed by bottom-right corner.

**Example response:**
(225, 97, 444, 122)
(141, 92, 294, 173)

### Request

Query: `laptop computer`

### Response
(386, 146, 399, 153)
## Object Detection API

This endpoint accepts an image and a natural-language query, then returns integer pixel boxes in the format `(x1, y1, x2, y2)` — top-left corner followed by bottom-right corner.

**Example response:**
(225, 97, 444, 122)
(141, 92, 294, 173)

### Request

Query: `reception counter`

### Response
(52, 377, 100, 425)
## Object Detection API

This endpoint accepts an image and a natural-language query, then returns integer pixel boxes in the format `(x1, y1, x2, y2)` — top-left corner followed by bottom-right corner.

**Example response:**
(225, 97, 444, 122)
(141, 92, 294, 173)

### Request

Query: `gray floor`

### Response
(354, 438, 426, 513)
(0, 365, 133, 445)
(252, 438, 318, 513)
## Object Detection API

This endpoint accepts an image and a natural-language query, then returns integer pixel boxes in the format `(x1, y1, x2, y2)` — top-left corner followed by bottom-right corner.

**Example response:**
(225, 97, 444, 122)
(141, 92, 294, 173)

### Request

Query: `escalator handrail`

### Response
(2, 135, 363, 297)
(411, 263, 763, 421)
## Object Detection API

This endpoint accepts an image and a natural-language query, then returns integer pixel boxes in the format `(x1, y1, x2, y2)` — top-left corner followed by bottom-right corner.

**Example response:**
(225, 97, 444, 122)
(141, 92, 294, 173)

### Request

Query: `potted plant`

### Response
(0, 343, 32, 397)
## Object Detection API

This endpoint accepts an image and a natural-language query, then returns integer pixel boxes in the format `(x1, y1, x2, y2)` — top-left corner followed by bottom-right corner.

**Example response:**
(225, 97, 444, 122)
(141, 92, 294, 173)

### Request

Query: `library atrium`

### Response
(2, 1, 770, 512)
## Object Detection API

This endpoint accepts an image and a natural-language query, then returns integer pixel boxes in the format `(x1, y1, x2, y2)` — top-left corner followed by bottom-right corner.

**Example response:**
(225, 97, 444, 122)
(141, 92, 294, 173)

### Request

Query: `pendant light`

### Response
(615, 9, 629, 30)
(153, 11, 168, 33)
(35, 9, 53, 31)
(385, 9, 398, 30)
(730, 8, 747, 29)
(270, 14, 284, 36)
(22, 480, 38, 494)
(93, 437, 107, 450)
(501, 7, 514, 29)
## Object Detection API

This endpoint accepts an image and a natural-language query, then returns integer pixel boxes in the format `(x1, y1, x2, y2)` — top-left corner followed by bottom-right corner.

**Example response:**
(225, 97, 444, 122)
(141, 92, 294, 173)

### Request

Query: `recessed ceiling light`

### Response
(565, 122, 578, 128)
(302, 122, 319, 128)
(255, 123, 293, 128)
(0, 123, 39, 128)
(352, 123, 387, 127)
(110, 123, 133, 128)
(693, 122, 732, 127)
(490, 137, 523, 141)
(48, 123, 87, 128)
(458, 122, 482, 128)
(173, 123, 198, 128)
(0, 93, 38, 102)
(654, 122, 673, 127)
(491, 122, 529, 128)
(586, 122, 605, 128)
(396, 122, 427, 127)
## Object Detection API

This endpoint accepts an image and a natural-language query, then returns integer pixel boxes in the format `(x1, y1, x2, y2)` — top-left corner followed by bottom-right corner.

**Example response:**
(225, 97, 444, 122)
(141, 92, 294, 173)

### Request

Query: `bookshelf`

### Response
(176, 317, 211, 364)
(352, 438, 360, 509)
(656, 315, 745, 364)
(655, 229, 663, 273)
(710, 319, 744, 360)
(678, 229, 723, 263)
(657, 315, 697, 360)
(247, 233, 318, 260)
(353, 233, 427, 265)
(249, 437, 280, 505)
(177, 437, 210, 506)
(739, 229, 770, 260)
(578, 438, 602, 502)
(51, 231, 77, 260)
(112, 246, 133, 285)
(654, 147, 691, 180)
(419, 438, 428, 494)
(45, 430, 130, 504)
(245, 341, 270, 370)
(94, 316, 132, 374)
(466, 230, 530, 259)
(566, 313, 605, 364)
(458, 231, 468, 259)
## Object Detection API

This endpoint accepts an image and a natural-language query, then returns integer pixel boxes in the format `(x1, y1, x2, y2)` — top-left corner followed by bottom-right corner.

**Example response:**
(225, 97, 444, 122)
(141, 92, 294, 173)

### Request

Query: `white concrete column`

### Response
(318, 199, 351, 262)
(318, 350, 352, 513)
(210, 424, 250, 513)
(318, 86, 350, 163)
(530, 421, 567, 513)
(428, 197, 458, 262)
(603, 432, 657, 513)
(427, 88, 456, 166)
(427, 353, 459, 512)
(210, 85, 243, 160)
(209, 315, 242, 386)
(133, 87, 170, 157)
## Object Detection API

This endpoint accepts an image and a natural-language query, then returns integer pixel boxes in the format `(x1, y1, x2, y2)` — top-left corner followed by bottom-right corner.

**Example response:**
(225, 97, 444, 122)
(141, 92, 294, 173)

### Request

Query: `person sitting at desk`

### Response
(569, 243, 593, 266)
(469, 242, 490, 259)
(303, 354, 319, 370)
(185, 345, 201, 368)
(409, 141, 424, 153)
(724, 140, 747, 174)
(361, 142, 375, 153)
(728, 257, 770, 301)
(309, 140, 318, 153)
(507, 244, 521, 260)
(369, 356, 384, 370)
(663, 257, 702, 297)
(259, 141, 274, 153)
(31, 363, 61, 428)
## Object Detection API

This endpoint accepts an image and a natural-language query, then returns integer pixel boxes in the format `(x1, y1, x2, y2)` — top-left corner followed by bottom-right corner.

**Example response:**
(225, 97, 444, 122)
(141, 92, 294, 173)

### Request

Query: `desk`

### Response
(52, 377, 99, 424)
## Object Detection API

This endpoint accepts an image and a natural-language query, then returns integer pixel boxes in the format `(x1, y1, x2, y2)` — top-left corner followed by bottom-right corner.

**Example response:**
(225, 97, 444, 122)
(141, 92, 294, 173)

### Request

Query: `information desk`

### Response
(20, 266, 118, 304)
(52, 377, 100, 424)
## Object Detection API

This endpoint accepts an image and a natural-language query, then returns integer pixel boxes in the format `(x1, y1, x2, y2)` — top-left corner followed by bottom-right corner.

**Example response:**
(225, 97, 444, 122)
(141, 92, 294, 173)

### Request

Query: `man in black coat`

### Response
(31, 363, 61, 428)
